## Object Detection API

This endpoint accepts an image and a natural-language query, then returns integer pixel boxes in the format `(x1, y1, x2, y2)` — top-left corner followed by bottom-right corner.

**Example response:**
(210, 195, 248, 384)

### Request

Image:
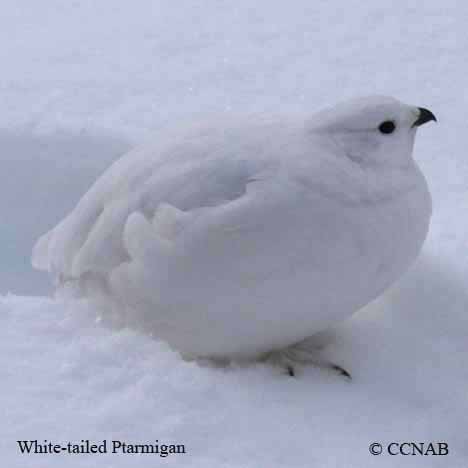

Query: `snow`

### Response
(3, 258, 468, 467)
(2, 0, 468, 466)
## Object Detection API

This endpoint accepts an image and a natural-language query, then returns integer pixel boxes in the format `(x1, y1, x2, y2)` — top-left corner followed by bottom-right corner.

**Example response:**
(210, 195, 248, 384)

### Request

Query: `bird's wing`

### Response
(31, 135, 280, 281)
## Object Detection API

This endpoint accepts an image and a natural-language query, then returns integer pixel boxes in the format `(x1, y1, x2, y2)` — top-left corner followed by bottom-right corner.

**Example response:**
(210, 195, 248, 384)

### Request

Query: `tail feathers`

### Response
(31, 229, 54, 271)
(54, 271, 112, 304)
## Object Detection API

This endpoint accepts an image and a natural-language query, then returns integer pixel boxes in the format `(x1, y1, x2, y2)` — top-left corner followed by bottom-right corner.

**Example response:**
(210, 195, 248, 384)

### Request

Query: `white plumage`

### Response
(33, 96, 434, 365)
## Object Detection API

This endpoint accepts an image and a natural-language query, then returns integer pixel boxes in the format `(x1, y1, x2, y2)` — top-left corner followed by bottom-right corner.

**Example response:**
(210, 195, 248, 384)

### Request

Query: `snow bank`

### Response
(2, 255, 467, 467)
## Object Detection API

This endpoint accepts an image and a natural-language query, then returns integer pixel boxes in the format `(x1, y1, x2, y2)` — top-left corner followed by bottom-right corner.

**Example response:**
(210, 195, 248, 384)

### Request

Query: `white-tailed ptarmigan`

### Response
(32, 96, 436, 377)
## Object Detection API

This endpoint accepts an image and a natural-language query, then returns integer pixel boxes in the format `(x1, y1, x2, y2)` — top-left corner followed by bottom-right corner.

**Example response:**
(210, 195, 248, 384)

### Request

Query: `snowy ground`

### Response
(2, 1, 468, 467)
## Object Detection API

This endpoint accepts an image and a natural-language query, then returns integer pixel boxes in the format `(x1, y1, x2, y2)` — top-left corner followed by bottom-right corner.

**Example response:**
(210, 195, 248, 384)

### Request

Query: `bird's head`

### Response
(309, 96, 436, 168)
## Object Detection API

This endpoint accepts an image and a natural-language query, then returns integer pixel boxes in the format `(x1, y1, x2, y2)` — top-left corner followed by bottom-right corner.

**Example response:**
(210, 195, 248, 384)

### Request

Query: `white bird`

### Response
(32, 96, 436, 377)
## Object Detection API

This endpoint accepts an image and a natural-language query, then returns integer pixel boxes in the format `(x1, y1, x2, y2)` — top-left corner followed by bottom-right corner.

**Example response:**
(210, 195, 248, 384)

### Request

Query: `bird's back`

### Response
(32, 116, 303, 280)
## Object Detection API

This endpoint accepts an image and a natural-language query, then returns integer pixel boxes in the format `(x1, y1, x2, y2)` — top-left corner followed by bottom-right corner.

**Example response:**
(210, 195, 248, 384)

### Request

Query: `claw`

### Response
(264, 345, 351, 380)
(331, 364, 352, 380)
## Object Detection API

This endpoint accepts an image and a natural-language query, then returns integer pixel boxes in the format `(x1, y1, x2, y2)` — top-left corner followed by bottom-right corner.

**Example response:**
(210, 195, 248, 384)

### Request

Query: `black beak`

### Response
(412, 107, 437, 127)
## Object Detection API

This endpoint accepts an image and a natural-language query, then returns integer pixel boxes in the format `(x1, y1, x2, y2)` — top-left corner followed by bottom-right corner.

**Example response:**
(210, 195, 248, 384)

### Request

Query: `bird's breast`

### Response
(342, 171, 432, 301)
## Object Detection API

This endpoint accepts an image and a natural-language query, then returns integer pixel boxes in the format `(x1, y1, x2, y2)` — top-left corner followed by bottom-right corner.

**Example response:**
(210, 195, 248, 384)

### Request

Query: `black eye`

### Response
(378, 121, 396, 134)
